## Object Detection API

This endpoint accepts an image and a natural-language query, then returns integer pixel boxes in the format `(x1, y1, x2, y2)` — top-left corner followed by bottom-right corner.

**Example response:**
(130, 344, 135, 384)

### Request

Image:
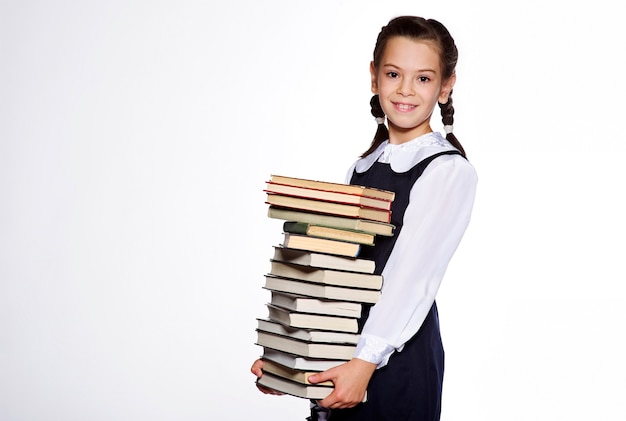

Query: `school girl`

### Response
(252, 15, 478, 421)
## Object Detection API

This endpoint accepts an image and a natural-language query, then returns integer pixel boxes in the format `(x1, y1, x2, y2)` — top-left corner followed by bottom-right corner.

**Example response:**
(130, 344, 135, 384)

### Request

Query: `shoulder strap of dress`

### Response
(420, 149, 464, 166)
(396, 149, 465, 189)
(414, 149, 464, 173)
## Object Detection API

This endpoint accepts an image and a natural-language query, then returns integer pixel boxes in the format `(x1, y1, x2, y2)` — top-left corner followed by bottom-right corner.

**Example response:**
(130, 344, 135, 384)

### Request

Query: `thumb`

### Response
(308, 368, 334, 385)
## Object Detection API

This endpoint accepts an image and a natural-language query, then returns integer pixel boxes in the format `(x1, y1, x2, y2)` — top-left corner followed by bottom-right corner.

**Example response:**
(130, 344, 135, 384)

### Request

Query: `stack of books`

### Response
(255, 174, 395, 400)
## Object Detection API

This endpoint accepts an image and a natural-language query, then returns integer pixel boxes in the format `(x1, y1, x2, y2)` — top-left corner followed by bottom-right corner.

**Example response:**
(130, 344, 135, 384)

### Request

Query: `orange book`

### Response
(265, 182, 392, 211)
(266, 194, 391, 223)
(268, 175, 395, 201)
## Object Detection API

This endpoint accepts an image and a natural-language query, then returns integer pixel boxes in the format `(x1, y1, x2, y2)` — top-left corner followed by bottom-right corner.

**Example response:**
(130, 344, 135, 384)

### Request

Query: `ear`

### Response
(438, 73, 456, 104)
(370, 61, 378, 94)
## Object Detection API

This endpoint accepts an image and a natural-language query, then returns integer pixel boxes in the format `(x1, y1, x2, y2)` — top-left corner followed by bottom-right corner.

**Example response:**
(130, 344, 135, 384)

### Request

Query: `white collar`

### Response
(355, 131, 458, 173)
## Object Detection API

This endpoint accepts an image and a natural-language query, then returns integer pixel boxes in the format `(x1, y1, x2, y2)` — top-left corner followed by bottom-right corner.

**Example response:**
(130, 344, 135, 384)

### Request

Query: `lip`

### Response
(392, 101, 416, 112)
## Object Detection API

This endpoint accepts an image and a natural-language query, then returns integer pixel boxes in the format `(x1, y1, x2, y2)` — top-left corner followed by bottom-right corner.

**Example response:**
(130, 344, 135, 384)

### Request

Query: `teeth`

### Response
(397, 103, 414, 110)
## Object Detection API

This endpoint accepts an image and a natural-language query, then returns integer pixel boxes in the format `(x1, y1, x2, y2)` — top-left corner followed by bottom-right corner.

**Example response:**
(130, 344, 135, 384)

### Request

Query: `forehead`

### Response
(381, 36, 442, 71)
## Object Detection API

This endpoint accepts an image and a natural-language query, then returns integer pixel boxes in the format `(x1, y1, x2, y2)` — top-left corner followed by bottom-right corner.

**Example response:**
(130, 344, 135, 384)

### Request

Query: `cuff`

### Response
(354, 335, 396, 368)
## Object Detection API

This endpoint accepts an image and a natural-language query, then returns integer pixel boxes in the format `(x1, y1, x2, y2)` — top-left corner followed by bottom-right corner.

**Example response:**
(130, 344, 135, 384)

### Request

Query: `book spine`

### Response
(282, 221, 309, 235)
(267, 194, 391, 223)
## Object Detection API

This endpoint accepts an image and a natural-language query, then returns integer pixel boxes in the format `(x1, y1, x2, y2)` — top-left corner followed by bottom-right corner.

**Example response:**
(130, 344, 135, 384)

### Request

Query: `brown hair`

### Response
(362, 16, 466, 158)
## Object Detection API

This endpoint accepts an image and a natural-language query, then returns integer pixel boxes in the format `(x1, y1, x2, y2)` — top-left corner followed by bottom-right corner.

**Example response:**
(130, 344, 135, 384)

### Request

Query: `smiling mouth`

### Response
(394, 102, 416, 111)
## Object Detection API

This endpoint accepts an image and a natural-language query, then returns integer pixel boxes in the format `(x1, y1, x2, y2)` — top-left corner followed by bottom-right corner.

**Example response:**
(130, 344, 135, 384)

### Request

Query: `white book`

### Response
(256, 372, 333, 400)
(257, 318, 360, 344)
(272, 246, 376, 274)
(256, 330, 356, 360)
(269, 260, 382, 290)
(264, 275, 381, 304)
(261, 348, 344, 372)
(267, 304, 359, 333)
(270, 291, 362, 318)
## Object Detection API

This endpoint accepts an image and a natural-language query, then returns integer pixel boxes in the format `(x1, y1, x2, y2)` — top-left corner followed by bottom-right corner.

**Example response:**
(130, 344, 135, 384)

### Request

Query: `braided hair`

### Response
(361, 16, 466, 158)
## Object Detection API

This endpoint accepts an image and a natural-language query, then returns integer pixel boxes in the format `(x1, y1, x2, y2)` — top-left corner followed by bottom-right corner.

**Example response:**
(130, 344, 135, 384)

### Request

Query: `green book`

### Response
(283, 221, 375, 245)
(269, 207, 395, 236)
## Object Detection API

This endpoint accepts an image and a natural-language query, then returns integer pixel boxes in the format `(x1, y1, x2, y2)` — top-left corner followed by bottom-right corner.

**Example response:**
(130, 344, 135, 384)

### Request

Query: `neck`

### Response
(387, 123, 433, 145)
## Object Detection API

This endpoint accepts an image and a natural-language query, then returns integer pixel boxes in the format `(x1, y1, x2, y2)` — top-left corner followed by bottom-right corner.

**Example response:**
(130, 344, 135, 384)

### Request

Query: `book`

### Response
(283, 221, 375, 245)
(269, 261, 383, 290)
(272, 246, 375, 274)
(266, 194, 392, 223)
(254, 174, 394, 401)
(256, 330, 356, 360)
(281, 233, 361, 257)
(268, 207, 394, 236)
(265, 182, 392, 211)
(257, 318, 360, 344)
(261, 358, 332, 386)
(270, 291, 362, 318)
(267, 304, 359, 333)
(261, 347, 345, 371)
(268, 174, 395, 202)
(264, 275, 381, 304)
(256, 372, 334, 400)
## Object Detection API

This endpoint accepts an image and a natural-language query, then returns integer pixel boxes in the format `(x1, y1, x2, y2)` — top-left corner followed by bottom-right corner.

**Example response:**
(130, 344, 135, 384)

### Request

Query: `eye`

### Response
(417, 76, 430, 83)
(386, 71, 399, 78)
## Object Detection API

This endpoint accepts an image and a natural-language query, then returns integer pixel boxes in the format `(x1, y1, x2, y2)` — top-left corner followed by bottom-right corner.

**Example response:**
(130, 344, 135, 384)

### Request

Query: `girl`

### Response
(252, 16, 477, 421)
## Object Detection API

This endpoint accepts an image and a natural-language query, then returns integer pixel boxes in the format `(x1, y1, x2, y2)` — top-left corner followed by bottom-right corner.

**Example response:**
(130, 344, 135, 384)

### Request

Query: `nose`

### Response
(397, 78, 414, 96)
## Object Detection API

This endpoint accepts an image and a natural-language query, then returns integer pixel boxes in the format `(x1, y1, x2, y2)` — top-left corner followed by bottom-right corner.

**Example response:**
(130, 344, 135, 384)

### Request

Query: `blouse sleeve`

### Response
(353, 154, 478, 367)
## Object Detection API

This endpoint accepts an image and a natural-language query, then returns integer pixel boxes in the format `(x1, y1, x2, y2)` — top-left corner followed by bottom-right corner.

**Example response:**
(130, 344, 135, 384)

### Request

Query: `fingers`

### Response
(318, 390, 363, 410)
(317, 393, 335, 409)
(250, 359, 264, 377)
(256, 383, 285, 396)
(313, 359, 374, 409)
(318, 389, 345, 409)
(251, 359, 285, 396)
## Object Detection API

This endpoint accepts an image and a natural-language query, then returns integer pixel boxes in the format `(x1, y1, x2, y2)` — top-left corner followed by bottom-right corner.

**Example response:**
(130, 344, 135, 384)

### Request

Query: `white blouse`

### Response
(344, 132, 478, 367)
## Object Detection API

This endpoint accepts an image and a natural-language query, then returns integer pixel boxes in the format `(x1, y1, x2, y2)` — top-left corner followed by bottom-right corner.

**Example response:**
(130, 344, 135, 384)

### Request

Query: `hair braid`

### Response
(361, 95, 389, 157)
(438, 93, 466, 157)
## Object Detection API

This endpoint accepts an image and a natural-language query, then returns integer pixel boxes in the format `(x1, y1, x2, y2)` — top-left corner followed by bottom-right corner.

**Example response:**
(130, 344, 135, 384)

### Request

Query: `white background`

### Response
(1, 1, 625, 420)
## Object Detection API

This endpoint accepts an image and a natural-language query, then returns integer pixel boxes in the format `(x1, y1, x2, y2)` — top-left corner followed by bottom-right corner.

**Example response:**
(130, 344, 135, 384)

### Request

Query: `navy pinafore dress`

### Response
(327, 150, 461, 421)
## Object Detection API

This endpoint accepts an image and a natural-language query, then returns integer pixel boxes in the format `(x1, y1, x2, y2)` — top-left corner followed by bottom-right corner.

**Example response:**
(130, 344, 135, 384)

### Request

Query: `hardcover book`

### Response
(265, 182, 392, 211)
(255, 330, 356, 360)
(268, 207, 394, 236)
(268, 261, 383, 290)
(261, 358, 332, 386)
(266, 194, 392, 223)
(272, 246, 376, 273)
(257, 318, 360, 344)
(264, 275, 381, 304)
(268, 174, 395, 202)
(266, 304, 359, 333)
(256, 372, 333, 400)
(281, 233, 361, 257)
(261, 347, 345, 371)
(272, 246, 376, 274)
(283, 221, 375, 245)
(270, 291, 362, 318)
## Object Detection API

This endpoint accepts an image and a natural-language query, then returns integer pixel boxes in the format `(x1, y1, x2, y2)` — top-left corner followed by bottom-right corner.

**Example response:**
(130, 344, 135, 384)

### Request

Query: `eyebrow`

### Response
(382, 63, 437, 73)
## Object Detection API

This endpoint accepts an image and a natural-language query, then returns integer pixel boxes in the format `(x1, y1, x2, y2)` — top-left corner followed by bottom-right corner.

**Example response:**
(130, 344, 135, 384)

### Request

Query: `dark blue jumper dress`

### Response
(326, 150, 461, 421)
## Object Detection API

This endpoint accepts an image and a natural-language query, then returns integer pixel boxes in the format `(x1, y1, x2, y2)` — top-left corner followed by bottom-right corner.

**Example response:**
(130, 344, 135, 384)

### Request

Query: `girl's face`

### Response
(371, 36, 455, 144)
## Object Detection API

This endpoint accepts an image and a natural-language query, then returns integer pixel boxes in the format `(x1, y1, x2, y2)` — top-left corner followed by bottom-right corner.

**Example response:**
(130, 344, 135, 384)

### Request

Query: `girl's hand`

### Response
(307, 358, 377, 409)
(250, 359, 285, 395)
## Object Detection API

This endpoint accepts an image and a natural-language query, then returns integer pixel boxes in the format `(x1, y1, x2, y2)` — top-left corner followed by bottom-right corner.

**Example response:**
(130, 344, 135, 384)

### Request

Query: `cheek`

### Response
(376, 79, 393, 96)
(378, 99, 397, 119)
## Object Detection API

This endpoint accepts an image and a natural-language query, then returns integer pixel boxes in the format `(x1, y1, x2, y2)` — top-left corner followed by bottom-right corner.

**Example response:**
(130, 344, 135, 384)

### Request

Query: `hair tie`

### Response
(375, 117, 385, 125)
(444, 124, 454, 134)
